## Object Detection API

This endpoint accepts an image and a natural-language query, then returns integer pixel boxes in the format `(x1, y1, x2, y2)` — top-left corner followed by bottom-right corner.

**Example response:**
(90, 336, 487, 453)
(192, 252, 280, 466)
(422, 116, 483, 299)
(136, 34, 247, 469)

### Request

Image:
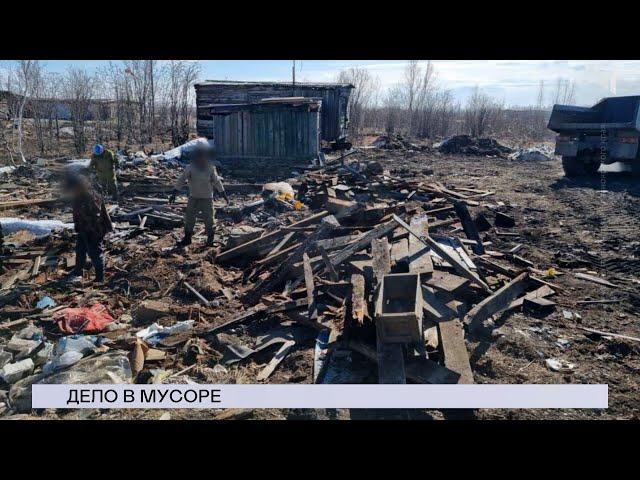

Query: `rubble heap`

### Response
(0, 148, 598, 419)
(438, 135, 513, 157)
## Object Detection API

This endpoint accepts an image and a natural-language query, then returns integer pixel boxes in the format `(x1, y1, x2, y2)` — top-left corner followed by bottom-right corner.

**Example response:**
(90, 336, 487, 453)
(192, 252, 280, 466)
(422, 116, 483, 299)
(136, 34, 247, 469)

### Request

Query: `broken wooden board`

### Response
(0, 197, 62, 210)
(390, 238, 409, 269)
(256, 340, 296, 381)
(453, 200, 484, 255)
(464, 272, 530, 331)
(376, 332, 406, 384)
(351, 274, 368, 325)
(217, 210, 329, 262)
(347, 340, 459, 384)
(508, 284, 555, 310)
(438, 319, 474, 384)
(421, 286, 459, 323)
(574, 272, 618, 288)
(371, 237, 391, 283)
(245, 216, 340, 305)
(393, 215, 490, 292)
(407, 216, 433, 275)
(425, 271, 470, 295)
(303, 252, 317, 320)
(329, 220, 397, 269)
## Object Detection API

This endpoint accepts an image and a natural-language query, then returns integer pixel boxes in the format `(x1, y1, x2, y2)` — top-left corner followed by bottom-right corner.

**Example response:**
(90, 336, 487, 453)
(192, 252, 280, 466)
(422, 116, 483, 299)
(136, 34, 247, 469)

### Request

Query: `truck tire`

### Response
(631, 162, 640, 177)
(562, 155, 599, 177)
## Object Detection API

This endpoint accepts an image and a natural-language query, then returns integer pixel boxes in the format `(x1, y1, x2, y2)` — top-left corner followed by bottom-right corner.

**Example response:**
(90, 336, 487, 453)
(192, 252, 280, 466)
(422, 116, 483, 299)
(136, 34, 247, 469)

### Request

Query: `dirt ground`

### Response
(371, 148, 639, 420)
(3, 145, 639, 421)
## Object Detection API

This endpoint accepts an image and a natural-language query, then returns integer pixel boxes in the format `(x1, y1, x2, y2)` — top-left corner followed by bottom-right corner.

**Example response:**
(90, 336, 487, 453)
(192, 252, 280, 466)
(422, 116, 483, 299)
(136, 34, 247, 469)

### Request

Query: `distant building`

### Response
(0, 90, 126, 121)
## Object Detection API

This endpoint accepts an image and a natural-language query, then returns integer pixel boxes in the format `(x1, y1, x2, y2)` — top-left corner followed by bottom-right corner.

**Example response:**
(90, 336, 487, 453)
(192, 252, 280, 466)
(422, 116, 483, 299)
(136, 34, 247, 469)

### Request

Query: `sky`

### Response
(1, 60, 639, 107)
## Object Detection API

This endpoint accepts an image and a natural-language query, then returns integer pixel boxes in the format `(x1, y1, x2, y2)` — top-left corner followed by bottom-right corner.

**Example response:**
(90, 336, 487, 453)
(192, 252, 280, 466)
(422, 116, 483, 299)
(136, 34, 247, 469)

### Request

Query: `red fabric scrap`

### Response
(54, 303, 114, 334)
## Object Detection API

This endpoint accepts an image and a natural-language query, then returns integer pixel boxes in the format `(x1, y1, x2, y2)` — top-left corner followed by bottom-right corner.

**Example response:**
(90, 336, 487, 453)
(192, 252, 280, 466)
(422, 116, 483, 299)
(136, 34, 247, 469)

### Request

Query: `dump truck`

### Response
(548, 95, 640, 177)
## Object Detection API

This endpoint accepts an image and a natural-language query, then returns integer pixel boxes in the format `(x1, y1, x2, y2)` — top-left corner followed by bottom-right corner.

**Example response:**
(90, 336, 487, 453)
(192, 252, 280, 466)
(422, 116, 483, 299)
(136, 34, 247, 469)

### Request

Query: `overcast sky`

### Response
(1, 60, 638, 107)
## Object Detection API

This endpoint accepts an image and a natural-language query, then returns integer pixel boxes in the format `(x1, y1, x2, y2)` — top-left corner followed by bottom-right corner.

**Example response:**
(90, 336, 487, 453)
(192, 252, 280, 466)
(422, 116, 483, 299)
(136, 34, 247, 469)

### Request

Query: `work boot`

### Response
(178, 234, 192, 247)
(206, 234, 215, 247)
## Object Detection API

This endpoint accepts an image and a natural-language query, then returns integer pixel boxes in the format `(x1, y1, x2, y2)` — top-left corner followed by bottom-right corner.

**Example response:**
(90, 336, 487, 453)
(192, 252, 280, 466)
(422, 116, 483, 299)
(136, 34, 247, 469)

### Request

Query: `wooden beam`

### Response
(329, 220, 396, 269)
(350, 273, 367, 325)
(453, 200, 484, 255)
(464, 272, 530, 331)
(393, 214, 490, 292)
(438, 319, 474, 384)
(371, 237, 391, 283)
(303, 252, 317, 320)
(407, 216, 433, 275)
(376, 333, 406, 384)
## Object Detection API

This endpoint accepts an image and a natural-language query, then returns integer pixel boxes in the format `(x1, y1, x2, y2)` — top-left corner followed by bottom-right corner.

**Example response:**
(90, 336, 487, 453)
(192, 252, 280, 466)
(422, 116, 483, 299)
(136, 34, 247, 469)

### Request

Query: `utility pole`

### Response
(292, 60, 296, 86)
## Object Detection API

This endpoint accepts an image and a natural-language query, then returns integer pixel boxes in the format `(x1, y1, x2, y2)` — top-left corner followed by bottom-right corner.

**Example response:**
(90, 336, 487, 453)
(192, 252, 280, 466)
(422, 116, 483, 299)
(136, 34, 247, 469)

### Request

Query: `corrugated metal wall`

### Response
(212, 104, 320, 163)
(196, 82, 352, 142)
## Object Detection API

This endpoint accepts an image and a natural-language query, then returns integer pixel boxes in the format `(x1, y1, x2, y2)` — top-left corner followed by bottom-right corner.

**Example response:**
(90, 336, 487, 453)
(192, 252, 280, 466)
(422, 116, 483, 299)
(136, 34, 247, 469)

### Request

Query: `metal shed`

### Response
(195, 80, 353, 144)
(206, 98, 321, 166)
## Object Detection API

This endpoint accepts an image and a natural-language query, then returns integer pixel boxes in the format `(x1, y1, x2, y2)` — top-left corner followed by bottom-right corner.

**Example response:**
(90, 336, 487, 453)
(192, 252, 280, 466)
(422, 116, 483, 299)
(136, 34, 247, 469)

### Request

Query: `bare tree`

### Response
(124, 60, 158, 146)
(552, 78, 576, 105)
(464, 86, 503, 137)
(63, 68, 94, 155)
(163, 61, 200, 147)
(336, 67, 379, 135)
(10, 60, 40, 163)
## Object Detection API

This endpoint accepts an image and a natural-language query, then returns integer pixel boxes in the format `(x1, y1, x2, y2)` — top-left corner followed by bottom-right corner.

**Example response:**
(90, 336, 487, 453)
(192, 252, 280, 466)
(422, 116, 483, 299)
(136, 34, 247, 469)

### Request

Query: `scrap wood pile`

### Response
(0, 150, 577, 416)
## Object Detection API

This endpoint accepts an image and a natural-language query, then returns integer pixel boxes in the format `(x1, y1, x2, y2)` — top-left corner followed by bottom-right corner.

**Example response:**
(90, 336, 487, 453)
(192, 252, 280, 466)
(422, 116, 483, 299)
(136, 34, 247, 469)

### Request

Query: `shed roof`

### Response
(195, 80, 354, 89)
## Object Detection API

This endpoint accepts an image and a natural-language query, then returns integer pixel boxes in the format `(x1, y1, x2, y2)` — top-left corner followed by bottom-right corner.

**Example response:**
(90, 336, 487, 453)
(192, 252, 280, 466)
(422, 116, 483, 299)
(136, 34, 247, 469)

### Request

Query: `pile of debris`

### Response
(438, 135, 513, 157)
(0, 146, 581, 417)
(372, 134, 425, 151)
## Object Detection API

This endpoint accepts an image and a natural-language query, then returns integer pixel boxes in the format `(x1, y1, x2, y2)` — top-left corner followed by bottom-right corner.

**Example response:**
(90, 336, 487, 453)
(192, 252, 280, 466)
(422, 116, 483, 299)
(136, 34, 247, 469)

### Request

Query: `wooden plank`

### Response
(508, 284, 555, 310)
(0, 197, 61, 210)
(438, 319, 474, 384)
(217, 210, 329, 262)
(421, 286, 458, 323)
(376, 333, 406, 384)
(318, 246, 339, 282)
(302, 252, 317, 320)
(329, 220, 396, 270)
(578, 327, 640, 343)
(371, 237, 391, 283)
(266, 231, 295, 257)
(574, 272, 618, 288)
(256, 340, 296, 381)
(425, 271, 469, 295)
(453, 200, 484, 255)
(390, 238, 409, 268)
(351, 273, 367, 325)
(393, 215, 491, 292)
(464, 272, 530, 331)
(408, 217, 433, 275)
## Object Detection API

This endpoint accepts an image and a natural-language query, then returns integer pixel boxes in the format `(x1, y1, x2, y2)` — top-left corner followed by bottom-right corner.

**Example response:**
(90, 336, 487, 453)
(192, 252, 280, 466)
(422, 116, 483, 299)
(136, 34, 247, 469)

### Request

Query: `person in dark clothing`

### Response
(66, 174, 113, 283)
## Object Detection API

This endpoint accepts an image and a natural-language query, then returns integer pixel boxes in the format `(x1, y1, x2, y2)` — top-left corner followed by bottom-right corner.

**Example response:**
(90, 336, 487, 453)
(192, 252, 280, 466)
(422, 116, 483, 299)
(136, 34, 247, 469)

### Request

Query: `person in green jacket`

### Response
(170, 143, 229, 247)
(90, 144, 118, 199)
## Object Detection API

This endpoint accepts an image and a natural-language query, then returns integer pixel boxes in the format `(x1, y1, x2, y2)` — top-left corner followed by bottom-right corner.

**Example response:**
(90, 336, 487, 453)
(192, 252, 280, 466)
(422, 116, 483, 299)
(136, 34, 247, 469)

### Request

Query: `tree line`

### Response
(337, 61, 577, 142)
(2, 60, 200, 163)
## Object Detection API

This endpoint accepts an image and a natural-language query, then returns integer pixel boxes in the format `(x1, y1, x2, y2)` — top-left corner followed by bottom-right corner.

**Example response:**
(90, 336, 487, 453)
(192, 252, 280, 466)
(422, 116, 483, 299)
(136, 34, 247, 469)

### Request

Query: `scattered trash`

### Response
(53, 304, 115, 334)
(136, 320, 194, 345)
(36, 296, 56, 310)
(545, 358, 576, 373)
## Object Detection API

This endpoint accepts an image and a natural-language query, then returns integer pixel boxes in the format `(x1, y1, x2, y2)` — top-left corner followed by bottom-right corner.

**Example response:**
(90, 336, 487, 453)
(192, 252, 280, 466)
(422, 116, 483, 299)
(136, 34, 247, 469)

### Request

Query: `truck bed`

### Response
(548, 96, 640, 133)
